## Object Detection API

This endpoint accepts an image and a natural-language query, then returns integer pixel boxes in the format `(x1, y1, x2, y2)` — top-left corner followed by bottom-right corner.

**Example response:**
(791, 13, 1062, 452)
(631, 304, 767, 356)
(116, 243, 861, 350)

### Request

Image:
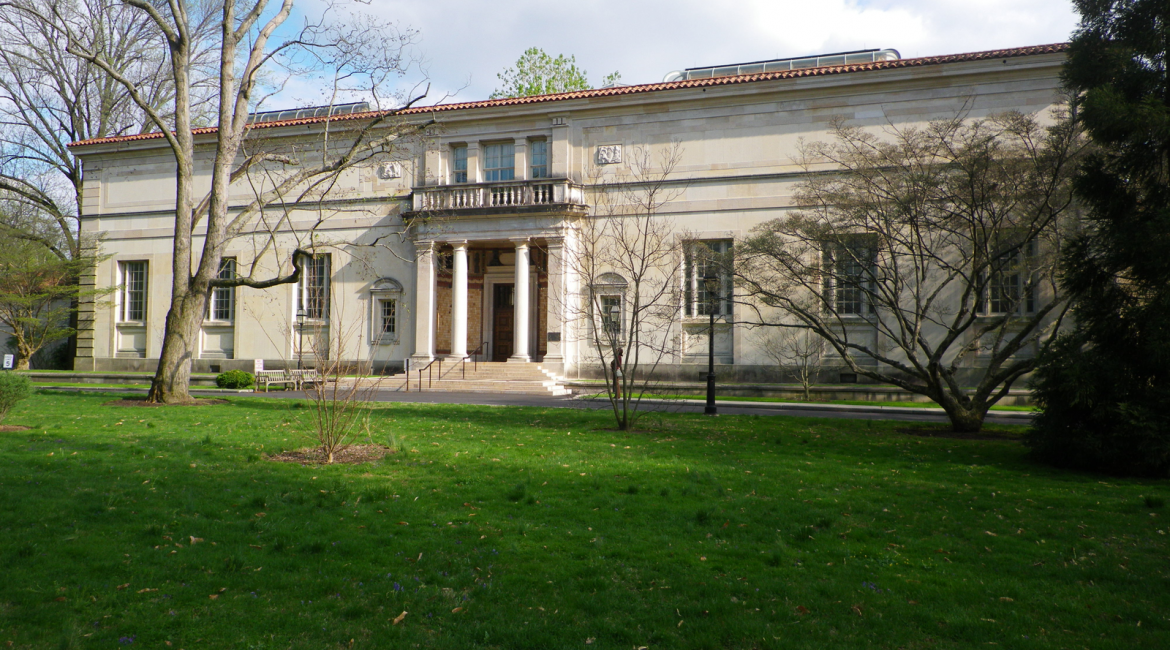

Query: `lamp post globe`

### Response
(703, 272, 719, 416)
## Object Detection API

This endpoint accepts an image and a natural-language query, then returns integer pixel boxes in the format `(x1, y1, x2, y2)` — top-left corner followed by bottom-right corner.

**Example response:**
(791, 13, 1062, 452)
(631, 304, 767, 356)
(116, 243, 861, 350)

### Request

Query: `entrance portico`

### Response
(408, 230, 574, 373)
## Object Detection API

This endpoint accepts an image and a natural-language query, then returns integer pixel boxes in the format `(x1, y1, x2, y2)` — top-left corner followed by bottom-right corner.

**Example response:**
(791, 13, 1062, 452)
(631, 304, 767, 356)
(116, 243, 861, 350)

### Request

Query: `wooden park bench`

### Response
(256, 369, 297, 392)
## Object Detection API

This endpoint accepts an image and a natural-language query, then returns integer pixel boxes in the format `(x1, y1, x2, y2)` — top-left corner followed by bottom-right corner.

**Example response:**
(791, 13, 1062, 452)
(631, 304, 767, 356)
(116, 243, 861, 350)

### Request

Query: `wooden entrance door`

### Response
(492, 283, 514, 361)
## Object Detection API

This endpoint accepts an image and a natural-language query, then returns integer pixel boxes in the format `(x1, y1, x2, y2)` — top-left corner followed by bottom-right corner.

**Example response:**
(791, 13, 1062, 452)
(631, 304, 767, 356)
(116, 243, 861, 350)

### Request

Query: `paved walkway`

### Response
(42, 385, 1032, 426)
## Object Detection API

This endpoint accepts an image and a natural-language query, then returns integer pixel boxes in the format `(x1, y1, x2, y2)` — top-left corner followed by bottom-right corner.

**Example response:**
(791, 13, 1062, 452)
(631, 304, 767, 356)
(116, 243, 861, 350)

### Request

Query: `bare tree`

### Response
(735, 110, 1085, 432)
(0, 0, 175, 258)
(15, 0, 433, 403)
(300, 304, 385, 464)
(754, 326, 823, 401)
(566, 143, 685, 431)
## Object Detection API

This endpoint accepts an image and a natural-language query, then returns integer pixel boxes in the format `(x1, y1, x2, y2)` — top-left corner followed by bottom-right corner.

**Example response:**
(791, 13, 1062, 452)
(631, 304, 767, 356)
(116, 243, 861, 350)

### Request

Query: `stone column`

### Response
(450, 241, 469, 359)
(410, 241, 436, 363)
(513, 138, 529, 181)
(510, 237, 531, 362)
(542, 236, 565, 368)
(550, 115, 570, 178)
(466, 142, 482, 183)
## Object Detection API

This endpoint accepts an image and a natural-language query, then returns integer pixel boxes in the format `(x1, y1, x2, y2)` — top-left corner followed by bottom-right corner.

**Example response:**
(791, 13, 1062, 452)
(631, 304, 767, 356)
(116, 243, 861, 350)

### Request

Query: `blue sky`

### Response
(287, 0, 1079, 108)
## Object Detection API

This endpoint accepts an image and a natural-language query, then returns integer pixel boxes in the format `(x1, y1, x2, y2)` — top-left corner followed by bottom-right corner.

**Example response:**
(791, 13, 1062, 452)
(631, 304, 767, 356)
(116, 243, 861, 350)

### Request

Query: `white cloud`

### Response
(301, 0, 1078, 105)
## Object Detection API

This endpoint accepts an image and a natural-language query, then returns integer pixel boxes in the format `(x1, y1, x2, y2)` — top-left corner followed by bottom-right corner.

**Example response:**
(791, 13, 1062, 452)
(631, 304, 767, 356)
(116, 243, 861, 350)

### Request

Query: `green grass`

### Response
(0, 392, 1165, 649)
(32, 382, 155, 389)
(581, 392, 1036, 411)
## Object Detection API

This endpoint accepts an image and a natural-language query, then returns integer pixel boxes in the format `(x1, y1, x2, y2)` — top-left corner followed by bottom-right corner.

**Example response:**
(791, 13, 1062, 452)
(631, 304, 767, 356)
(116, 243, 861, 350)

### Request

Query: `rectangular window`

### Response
(483, 143, 515, 182)
(379, 298, 396, 336)
(600, 295, 622, 338)
(980, 238, 1036, 315)
(530, 140, 548, 179)
(824, 237, 877, 315)
(299, 254, 330, 320)
(120, 261, 147, 322)
(209, 258, 235, 322)
(684, 240, 733, 317)
(452, 146, 467, 183)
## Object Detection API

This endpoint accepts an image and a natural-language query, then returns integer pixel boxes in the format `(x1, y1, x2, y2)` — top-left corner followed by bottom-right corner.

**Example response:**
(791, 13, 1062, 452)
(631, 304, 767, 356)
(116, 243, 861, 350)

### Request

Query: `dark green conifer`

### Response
(1029, 0, 1170, 475)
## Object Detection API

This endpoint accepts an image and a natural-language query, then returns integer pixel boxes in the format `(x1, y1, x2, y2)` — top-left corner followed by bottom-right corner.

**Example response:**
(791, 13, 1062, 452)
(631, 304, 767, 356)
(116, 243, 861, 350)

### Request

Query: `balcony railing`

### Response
(411, 179, 586, 213)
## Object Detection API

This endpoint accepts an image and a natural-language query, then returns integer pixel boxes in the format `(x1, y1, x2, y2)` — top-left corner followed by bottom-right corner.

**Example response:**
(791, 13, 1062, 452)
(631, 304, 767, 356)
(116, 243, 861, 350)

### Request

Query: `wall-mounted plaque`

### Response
(596, 145, 622, 165)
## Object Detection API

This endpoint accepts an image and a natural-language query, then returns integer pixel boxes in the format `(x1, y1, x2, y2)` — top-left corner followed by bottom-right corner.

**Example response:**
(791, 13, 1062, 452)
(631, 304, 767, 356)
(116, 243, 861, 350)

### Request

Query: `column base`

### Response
(507, 355, 531, 363)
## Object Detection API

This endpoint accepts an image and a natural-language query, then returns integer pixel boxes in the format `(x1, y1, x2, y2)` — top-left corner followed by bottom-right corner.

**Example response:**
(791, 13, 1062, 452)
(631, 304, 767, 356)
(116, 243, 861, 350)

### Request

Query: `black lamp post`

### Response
(703, 272, 719, 415)
(296, 307, 306, 370)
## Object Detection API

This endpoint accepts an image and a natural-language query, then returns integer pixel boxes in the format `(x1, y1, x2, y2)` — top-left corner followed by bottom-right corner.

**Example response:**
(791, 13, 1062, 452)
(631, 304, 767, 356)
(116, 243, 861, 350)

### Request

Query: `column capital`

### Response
(509, 236, 531, 247)
(415, 240, 436, 250)
(448, 240, 469, 249)
(542, 236, 565, 248)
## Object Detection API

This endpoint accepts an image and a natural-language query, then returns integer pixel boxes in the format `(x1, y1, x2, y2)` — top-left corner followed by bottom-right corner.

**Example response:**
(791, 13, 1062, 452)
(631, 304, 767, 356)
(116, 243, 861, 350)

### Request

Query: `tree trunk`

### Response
(147, 288, 206, 404)
(943, 403, 987, 433)
(16, 358, 29, 371)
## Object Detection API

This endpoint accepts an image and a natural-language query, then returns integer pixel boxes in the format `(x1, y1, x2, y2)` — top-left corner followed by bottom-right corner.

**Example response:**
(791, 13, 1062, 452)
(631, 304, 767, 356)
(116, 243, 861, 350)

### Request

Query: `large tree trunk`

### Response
(147, 283, 206, 404)
(16, 358, 29, 371)
(941, 401, 987, 433)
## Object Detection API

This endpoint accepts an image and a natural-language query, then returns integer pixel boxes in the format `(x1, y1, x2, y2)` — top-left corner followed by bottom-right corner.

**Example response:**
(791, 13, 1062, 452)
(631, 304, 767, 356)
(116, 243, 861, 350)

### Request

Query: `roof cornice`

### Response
(68, 42, 1068, 150)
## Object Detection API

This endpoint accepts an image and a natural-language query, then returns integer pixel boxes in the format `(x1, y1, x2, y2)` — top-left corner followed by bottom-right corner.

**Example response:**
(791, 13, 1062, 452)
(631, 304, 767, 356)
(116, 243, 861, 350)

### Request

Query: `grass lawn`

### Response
(0, 392, 1165, 649)
(579, 393, 1036, 412)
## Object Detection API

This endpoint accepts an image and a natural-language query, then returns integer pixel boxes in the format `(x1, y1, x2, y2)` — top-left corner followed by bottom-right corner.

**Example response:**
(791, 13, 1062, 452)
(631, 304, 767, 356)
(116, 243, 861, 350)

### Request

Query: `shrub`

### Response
(215, 370, 254, 389)
(1028, 334, 1170, 477)
(0, 372, 32, 423)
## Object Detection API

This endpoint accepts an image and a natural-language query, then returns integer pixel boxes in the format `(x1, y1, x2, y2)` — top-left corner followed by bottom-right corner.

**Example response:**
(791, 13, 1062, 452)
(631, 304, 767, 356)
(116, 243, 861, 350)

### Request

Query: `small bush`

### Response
(0, 372, 33, 423)
(215, 370, 254, 389)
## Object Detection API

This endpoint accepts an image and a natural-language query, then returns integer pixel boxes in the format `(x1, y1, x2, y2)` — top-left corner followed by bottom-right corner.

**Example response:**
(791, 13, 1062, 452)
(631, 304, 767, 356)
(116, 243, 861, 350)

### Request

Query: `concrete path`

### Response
(41, 385, 1032, 426)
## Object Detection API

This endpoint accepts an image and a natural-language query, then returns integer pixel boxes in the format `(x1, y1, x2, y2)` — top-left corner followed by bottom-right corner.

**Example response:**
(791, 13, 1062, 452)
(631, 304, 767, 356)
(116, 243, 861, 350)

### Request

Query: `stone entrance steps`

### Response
(375, 361, 572, 396)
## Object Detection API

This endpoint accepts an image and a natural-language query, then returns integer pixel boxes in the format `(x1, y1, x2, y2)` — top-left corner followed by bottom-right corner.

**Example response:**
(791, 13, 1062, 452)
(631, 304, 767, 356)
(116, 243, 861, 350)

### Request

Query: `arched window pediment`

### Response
(371, 277, 404, 294)
(594, 272, 628, 288)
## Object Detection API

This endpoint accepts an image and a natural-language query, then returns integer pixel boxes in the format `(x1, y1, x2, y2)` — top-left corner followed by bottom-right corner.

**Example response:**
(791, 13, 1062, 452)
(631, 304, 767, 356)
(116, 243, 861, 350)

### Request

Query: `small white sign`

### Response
(2, 354, 13, 369)
(253, 359, 264, 373)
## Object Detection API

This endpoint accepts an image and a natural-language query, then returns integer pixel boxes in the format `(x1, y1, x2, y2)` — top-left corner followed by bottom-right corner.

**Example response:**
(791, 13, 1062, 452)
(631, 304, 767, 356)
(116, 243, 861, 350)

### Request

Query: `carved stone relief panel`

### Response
(376, 161, 402, 180)
(596, 145, 622, 165)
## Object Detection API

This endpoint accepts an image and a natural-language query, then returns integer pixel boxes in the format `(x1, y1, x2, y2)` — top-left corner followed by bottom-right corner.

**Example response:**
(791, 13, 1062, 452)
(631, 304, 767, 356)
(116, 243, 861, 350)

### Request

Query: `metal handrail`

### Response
(462, 343, 487, 378)
(413, 358, 441, 391)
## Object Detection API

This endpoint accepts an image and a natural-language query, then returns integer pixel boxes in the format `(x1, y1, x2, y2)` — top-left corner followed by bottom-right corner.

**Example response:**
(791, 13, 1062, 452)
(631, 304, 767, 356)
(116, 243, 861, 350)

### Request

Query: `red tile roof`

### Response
(68, 43, 1068, 149)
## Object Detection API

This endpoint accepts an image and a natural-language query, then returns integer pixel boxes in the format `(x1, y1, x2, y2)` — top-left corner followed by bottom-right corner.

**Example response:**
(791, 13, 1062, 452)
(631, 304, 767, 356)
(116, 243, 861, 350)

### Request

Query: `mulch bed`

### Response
(0, 425, 31, 432)
(896, 426, 1023, 441)
(266, 444, 394, 465)
(104, 397, 230, 407)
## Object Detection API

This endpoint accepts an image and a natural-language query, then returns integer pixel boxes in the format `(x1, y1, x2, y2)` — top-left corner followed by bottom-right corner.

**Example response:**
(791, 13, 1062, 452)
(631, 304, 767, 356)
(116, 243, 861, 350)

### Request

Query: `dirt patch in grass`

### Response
(267, 444, 394, 465)
(896, 426, 1023, 441)
(103, 397, 230, 407)
(0, 425, 31, 432)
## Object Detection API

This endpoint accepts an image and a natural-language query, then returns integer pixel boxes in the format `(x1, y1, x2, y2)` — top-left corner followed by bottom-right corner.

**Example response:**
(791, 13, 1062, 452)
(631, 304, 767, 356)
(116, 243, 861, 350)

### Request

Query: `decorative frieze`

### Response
(596, 144, 622, 165)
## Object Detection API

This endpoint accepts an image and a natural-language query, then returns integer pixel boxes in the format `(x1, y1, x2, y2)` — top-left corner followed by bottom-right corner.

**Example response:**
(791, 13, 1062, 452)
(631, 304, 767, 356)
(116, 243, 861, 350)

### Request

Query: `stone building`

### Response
(67, 43, 1069, 383)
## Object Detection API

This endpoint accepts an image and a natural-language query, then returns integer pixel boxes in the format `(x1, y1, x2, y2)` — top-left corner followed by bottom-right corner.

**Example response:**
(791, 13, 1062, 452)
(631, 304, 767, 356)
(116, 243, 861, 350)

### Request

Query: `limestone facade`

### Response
(67, 44, 1070, 382)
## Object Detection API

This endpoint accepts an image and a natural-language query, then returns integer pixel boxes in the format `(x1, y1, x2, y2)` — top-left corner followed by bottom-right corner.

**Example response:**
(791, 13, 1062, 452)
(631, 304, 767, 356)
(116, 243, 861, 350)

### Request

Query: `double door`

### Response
(492, 283, 514, 361)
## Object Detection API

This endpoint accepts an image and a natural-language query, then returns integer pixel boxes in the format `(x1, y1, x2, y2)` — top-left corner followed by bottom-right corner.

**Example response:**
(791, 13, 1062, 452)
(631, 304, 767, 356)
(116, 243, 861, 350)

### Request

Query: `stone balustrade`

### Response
(411, 179, 586, 212)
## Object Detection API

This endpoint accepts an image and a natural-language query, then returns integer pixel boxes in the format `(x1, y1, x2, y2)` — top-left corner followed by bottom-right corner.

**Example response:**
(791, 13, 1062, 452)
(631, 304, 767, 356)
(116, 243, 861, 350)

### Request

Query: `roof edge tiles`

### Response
(68, 43, 1068, 149)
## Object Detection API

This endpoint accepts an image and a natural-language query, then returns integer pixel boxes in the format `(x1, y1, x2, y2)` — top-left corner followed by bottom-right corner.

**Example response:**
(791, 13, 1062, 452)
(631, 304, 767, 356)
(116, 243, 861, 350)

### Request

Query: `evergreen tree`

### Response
(1028, 0, 1170, 476)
